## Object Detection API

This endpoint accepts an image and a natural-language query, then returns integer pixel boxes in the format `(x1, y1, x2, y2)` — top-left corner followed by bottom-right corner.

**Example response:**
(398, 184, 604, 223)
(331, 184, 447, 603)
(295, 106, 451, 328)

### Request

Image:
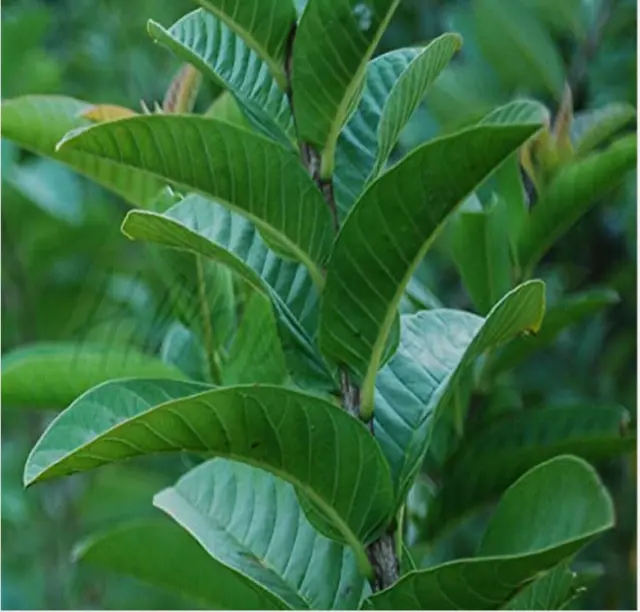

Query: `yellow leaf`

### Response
(80, 104, 137, 122)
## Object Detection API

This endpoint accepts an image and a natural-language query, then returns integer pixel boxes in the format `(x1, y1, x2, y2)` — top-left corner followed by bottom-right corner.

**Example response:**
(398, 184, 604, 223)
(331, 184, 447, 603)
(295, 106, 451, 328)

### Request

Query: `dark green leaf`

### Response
(75, 518, 286, 609)
(365, 456, 614, 610)
(426, 405, 633, 538)
(320, 115, 541, 420)
(57, 115, 333, 283)
(24, 380, 394, 573)
(506, 560, 575, 610)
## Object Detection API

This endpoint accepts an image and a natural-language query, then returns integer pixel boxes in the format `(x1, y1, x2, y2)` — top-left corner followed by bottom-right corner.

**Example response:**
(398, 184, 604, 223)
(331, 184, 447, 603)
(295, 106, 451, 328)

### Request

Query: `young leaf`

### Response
(198, 0, 296, 89)
(155, 459, 366, 609)
(572, 102, 636, 156)
(425, 405, 634, 538)
(162, 64, 202, 114)
(374, 280, 545, 502)
(505, 560, 576, 610)
(148, 10, 294, 145)
(24, 380, 395, 571)
(320, 115, 541, 420)
(1, 342, 186, 410)
(76, 519, 286, 609)
(1, 96, 163, 206)
(371, 33, 462, 178)
(57, 115, 333, 284)
(365, 456, 614, 610)
(222, 291, 288, 385)
(122, 195, 332, 388)
(518, 134, 637, 272)
(292, 0, 402, 177)
(487, 288, 620, 376)
(450, 200, 512, 315)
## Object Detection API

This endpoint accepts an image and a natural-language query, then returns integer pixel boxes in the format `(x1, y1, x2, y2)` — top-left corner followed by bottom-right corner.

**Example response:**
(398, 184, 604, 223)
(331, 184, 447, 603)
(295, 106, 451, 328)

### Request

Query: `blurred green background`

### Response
(1, 0, 636, 609)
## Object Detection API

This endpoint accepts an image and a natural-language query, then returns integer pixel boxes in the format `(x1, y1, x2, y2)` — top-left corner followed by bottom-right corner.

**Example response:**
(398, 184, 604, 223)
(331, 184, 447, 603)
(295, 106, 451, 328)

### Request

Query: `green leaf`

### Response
(1, 342, 186, 410)
(365, 456, 614, 610)
(75, 519, 286, 609)
(223, 291, 288, 385)
(487, 289, 620, 376)
(155, 458, 366, 609)
(292, 0, 402, 177)
(373, 281, 545, 502)
(24, 380, 394, 573)
(57, 115, 333, 285)
(160, 322, 207, 381)
(371, 33, 462, 178)
(572, 102, 636, 156)
(450, 199, 512, 315)
(518, 134, 637, 272)
(198, 0, 296, 89)
(320, 116, 541, 420)
(1, 96, 163, 207)
(474, 0, 565, 99)
(122, 195, 332, 388)
(425, 405, 633, 538)
(148, 10, 293, 145)
(506, 560, 575, 610)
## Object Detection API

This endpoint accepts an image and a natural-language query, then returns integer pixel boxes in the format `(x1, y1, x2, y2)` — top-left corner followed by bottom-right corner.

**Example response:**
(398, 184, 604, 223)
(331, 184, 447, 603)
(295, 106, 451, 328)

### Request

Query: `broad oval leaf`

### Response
(320, 118, 541, 420)
(56, 115, 333, 284)
(24, 379, 395, 571)
(1, 96, 163, 207)
(198, 0, 296, 89)
(426, 404, 634, 538)
(518, 134, 637, 272)
(365, 456, 614, 610)
(75, 518, 285, 609)
(148, 9, 293, 145)
(1, 342, 185, 410)
(155, 458, 366, 609)
(122, 195, 333, 388)
(371, 33, 462, 178)
(374, 280, 545, 502)
(292, 0, 402, 176)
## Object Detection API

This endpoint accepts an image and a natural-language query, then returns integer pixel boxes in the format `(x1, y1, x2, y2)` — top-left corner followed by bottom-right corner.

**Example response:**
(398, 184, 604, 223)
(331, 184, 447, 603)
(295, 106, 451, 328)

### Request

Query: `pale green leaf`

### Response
(320, 116, 541, 420)
(76, 518, 286, 609)
(57, 115, 333, 284)
(518, 134, 637, 272)
(292, 0, 402, 177)
(365, 456, 614, 610)
(373, 281, 545, 502)
(1, 96, 163, 207)
(1, 342, 186, 410)
(24, 380, 395, 572)
(371, 33, 462, 178)
(160, 322, 207, 381)
(198, 0, 296, 89)
(148, 10, 293, 145)
(426, 405, 633, 538)
(506, 560, 575, 610)
(155, 459, 366, 609)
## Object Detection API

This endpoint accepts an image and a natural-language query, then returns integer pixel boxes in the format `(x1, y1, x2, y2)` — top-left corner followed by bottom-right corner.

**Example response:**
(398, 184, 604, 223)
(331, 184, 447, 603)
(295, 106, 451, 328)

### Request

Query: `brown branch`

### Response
(283, 26, 399, 591)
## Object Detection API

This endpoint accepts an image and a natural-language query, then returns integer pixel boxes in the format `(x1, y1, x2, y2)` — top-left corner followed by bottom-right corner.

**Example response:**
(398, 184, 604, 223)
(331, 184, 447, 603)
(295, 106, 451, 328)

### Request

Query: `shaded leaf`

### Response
(1, 96, 163, 206)
(57, 115, 333, 284)
(506, 560, 575, 610)
(320, 115, 541, 420)
(24, 380, 395, 572)
(365, 456, 614, 610)
(292, 0, 402, 176)
(572, 102, 636, 156)
(518, 134, 637, 272)
(160, 322, 207, 381)
(426, 405, 633, 538)
(155, 458, 366, 609)
(1, 342, 186, 410)
(76, 518, 285, 609)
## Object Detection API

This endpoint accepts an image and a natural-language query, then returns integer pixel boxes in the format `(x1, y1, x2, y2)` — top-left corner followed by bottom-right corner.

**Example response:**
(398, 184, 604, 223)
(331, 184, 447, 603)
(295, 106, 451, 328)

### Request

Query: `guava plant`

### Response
(1, 0, 636, 609)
